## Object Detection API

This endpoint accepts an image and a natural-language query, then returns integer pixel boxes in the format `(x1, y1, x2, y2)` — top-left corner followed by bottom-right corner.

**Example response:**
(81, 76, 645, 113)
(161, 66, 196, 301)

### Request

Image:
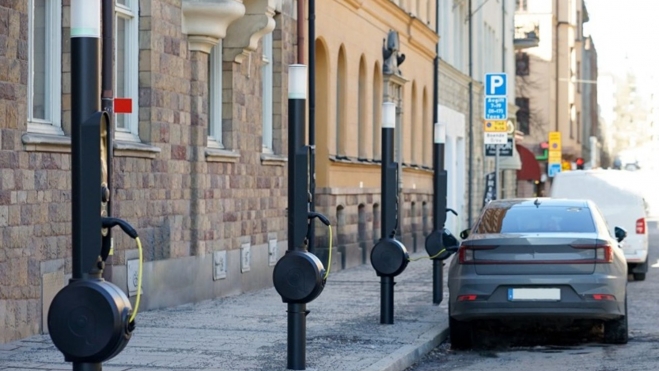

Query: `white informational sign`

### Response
(484, 132, 507, 144)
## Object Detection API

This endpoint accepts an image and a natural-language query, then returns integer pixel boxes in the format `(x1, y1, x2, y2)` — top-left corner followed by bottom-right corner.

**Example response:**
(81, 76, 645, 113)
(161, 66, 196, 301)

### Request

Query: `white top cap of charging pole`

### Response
(71, 0, 101, 38)
(434, 122, 446, 144)
(382, 102, 396, 129)
(288, 64, 307, 100)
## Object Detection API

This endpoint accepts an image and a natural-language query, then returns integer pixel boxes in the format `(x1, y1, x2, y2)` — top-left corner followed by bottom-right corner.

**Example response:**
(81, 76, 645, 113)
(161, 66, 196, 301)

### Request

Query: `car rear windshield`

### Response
(474, 206, 597, 234)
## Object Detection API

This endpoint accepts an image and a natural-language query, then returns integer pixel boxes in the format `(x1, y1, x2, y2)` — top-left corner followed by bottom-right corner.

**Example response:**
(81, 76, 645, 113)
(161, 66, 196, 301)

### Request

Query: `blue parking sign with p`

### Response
(485, 73, 507, 96)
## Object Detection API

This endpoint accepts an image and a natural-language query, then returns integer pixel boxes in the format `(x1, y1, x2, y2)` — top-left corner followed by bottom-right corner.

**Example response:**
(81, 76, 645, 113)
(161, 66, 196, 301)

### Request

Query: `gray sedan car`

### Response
(447, 198, 629, 349)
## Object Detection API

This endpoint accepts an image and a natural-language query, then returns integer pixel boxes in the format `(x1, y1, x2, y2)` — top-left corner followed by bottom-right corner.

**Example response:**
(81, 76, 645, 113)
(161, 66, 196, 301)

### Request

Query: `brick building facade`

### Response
(0, 0, 297, 343)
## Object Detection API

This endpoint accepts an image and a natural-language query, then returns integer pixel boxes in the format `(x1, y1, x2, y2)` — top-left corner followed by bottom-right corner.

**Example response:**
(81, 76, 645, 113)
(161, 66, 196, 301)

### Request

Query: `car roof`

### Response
(486, 198, 590, 209)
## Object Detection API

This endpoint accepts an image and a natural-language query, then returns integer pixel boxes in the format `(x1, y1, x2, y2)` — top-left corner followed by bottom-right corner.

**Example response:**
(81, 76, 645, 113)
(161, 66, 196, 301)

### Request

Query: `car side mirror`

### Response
(614, 226, 627, 242)
(459, 229, 471, 240)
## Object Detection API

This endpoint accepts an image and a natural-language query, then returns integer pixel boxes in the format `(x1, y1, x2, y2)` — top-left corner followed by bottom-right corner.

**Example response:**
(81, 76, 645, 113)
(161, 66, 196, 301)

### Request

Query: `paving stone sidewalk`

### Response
(0, 253, 451, 371)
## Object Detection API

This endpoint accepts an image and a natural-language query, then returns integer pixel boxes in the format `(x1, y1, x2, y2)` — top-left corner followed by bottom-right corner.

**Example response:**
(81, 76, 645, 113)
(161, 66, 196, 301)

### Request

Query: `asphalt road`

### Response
(405, 222, 659, 371)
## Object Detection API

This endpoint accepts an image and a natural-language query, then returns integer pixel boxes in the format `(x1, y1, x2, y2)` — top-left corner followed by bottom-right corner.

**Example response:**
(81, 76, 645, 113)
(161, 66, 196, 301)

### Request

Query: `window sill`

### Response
(22, 133, 161, 159)
(206, 148, 240, 163)
(22, 132, 71, 153)
(113, 140, 161, 159)
(261, 153, 287, 166)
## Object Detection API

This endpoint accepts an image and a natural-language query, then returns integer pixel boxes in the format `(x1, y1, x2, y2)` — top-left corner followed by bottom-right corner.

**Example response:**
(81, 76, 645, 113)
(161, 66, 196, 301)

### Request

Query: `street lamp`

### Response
(434, 121, 446, 144)
(383, 101, 396, 129)
(288, 65, 307, 100)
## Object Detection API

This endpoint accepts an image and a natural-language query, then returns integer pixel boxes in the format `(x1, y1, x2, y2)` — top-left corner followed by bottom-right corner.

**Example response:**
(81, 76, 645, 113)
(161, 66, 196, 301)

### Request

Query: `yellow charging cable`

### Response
(408, 248, 446, 262)
(128, 237, 143, 323)
(324, 225, 332, 280)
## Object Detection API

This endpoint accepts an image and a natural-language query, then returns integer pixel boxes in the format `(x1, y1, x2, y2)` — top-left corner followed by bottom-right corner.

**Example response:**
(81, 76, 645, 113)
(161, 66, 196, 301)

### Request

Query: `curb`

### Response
(362, 323, 450, 371)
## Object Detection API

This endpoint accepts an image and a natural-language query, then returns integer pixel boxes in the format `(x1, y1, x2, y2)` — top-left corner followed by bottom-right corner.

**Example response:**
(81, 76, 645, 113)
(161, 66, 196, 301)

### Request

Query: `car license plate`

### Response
(508, 288, 560, 301)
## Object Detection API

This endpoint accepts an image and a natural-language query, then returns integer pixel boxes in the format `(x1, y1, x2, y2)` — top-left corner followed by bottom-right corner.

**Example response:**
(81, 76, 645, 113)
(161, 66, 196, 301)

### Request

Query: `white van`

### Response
(550, 169, 649, 280)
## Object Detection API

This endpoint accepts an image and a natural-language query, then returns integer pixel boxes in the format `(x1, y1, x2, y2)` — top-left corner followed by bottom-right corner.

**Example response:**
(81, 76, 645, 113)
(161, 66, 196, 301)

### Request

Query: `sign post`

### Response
(548, 131, 562, 178)
(483, 73, 508, 200)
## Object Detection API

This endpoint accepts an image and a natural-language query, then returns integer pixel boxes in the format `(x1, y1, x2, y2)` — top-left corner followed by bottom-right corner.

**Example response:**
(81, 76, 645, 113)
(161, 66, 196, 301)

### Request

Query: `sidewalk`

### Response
(0, 252, 451, 371)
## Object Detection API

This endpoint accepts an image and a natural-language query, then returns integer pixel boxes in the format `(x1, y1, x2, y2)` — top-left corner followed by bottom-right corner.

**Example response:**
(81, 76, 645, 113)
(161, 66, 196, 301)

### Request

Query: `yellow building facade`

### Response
(311, 0, 438, 269)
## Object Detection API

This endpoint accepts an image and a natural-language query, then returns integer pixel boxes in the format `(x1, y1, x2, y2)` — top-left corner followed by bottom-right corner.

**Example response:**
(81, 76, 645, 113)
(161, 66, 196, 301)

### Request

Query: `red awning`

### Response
(516, 144, 541, 181)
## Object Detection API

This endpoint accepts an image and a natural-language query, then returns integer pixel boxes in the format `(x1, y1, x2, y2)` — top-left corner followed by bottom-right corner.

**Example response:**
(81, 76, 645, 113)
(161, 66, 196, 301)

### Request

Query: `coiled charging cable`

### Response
(308, 212, 332, 280)
(101, 217, 143, 324)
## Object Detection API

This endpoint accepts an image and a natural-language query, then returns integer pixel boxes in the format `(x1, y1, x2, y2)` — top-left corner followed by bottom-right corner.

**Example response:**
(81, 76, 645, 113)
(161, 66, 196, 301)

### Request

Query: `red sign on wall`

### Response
(114, 98, 132, 114)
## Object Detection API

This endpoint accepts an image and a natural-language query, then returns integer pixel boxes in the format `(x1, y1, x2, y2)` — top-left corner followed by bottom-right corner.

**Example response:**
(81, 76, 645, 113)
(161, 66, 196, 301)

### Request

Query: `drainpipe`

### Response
(500, 0, 505, 199)
(307, 0, 316, 255)
(555, 0, 559, 132)
(101, 0, 114, 278)
(297, 0, 305, 63)
(467, 0, 474, 226)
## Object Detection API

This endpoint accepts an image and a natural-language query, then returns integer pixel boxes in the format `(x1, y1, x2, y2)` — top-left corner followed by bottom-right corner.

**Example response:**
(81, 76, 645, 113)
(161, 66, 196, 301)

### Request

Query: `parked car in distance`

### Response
(550, 169, 649, 280)
(446, 198, 629, 350)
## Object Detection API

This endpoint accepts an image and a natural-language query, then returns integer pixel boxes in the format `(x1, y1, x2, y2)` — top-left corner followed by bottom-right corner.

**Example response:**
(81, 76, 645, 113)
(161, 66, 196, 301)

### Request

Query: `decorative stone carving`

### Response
(382, 30, 406, 76)
(223, 0, 279, 63)
(182, 0, 246, 54)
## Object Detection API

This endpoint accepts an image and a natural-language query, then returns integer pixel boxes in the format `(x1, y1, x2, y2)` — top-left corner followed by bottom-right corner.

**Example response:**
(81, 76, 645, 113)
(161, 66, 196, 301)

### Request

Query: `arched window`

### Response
(358, 56, 368, 159)
(422, 87, 431, 166)
(336, 46, 348, 156)
(372, 62, 382, 160)
(315, 38, 330, 185)
(358, 204, 366, 243)
(373, 203, 381, 242)
(411, 81, 418, 164)
(336, 205, 345, 245)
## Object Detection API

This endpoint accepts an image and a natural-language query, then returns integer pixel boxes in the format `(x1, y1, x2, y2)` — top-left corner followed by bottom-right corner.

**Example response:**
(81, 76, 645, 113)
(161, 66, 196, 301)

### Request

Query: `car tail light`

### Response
(571, 242, 613, 263)
(458, 295, 478, 301)
(591, 294, 615, 301)
(636, 217, 646, 234)
(458, 245, 497, 264)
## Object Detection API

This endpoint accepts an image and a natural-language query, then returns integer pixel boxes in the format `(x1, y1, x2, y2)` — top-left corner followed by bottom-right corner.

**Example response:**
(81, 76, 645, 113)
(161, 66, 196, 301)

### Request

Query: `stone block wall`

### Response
(0, 0, 298, 343)
(313, 187, 432, 272)
(0, 0, 53, 344)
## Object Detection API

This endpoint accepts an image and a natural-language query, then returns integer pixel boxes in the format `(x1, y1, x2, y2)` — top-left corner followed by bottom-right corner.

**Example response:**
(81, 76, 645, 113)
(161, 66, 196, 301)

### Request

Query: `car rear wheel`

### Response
(449, 315, 474, 350)
(633, 272, 646, 281)
(603, 294, 628, 344)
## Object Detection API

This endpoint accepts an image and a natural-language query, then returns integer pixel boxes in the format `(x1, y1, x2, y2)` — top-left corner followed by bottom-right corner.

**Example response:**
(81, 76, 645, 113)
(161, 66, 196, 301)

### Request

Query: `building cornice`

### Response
(339, 0, 365, 11)
(181, 0, 246, 54)
(438, 59, 471, 86)
(407, 16, 439, 61)
(224, 0, 279, 63)
(360, 1, 437, 62)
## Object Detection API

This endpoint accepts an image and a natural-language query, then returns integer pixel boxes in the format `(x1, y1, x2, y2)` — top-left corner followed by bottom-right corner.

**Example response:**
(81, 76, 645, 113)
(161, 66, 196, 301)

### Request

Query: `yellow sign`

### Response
(548, 151, 562, 164)
(548, 131, 562, 152)
(562, 161, 572, 171)
(483, 120, 507, 132)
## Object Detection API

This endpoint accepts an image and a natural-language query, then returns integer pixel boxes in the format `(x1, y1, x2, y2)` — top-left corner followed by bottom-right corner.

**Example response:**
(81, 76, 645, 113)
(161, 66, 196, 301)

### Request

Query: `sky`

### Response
(583, 0, 659, 92)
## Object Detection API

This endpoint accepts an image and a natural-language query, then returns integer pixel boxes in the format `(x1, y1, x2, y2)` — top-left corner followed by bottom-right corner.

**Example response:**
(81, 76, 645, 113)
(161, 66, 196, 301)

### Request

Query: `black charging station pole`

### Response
(287, 64, 308, 370)
(370, 101, 409, 325)
(428, 119, 447, 305)
(47, 1, 135, 369)
(273, 65, 328, 370)
(69, 0, 103, 285)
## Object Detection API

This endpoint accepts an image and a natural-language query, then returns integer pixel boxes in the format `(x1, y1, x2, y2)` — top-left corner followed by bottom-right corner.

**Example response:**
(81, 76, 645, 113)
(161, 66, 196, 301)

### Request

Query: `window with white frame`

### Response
(28, 0, 62, 135)
(208, 41, 224, 148)
(262, 32, 274, 153)
(115, 0, 140, 142)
